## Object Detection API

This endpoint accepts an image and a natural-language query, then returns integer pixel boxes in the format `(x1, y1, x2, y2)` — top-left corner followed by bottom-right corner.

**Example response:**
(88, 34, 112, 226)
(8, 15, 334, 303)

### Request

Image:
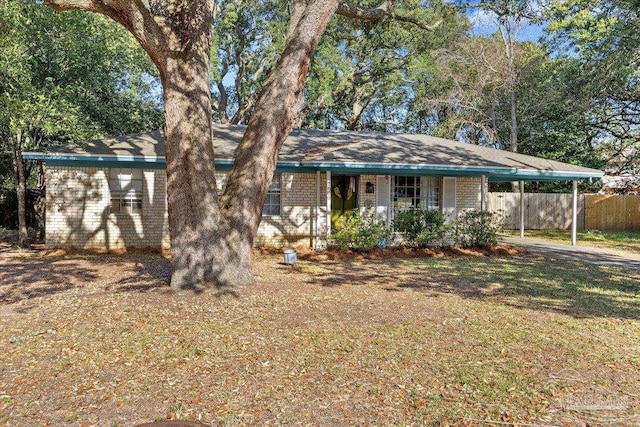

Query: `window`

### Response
(109, 168, 143, 214)
(393, 176, 440, 211)
(423, 177, 440, 210)
(394, 176, 421, 210)
(262, 174, 281, 216)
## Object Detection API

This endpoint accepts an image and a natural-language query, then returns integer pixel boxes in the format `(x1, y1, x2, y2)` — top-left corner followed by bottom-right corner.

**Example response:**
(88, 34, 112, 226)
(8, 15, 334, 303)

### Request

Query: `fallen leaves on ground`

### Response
(0, 245, 638, 426)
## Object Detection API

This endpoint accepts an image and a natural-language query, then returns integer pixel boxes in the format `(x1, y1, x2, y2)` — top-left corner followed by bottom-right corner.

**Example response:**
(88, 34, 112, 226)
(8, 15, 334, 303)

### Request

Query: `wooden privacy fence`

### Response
(487, 192, 584, 230)
(584, 194, 640, 232)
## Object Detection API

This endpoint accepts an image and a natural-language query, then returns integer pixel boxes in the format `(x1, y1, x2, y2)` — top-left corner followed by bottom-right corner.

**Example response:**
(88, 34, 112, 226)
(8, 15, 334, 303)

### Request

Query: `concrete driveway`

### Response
(501, 236, 640, 270)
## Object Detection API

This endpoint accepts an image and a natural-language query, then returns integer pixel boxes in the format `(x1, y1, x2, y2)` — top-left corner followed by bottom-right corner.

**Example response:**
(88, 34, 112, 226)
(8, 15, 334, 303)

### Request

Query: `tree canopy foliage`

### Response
(0, 0, 163, 245)
(546, 0, 640, 180)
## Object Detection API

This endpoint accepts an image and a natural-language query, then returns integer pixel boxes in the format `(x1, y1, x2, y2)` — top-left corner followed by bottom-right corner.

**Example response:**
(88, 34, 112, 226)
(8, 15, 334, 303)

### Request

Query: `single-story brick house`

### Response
(24, 124, 603, 249)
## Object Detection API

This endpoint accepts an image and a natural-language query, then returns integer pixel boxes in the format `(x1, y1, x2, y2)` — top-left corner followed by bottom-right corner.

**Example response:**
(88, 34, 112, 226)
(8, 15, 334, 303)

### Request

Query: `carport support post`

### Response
(316, 170, 322, 249)
(519, 181, 525, 239)
(326, 171, 331, 241)
(480, 175, 487, 210)
(572, 180, 578, 246)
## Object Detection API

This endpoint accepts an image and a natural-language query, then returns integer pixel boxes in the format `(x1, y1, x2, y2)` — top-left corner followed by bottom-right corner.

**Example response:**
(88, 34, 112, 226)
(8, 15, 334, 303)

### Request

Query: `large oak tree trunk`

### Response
(160, 10, 254, 289)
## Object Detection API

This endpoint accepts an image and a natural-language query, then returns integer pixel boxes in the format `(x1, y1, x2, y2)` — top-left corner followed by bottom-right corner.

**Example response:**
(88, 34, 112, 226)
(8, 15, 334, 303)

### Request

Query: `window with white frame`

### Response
(262, 174, 281, 216)
(394, 176, 420, 210)
(393, 176, 440, 211)
(422, 177, 440, 210)
(109, 168, 143, 214)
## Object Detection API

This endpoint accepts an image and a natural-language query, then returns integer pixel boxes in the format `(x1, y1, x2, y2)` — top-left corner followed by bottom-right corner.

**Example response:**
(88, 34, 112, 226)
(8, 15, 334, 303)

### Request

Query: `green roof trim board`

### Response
(23, 124, 604, 181)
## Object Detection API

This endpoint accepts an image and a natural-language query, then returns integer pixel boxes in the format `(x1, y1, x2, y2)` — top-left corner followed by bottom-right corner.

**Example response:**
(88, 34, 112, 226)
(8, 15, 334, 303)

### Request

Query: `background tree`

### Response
(418, 0, 540, 150)
(303, 0, 464, 132)
(0, 1, 94, 247)
(478, 0, 540, 154)
(404, 0, 608, 191)
(207, 0, 465, 133)
(545, 0, 640, 183)
(211, 0, 288, 124)
(0, 0, 163, 246)
(416, 33, 512, 145)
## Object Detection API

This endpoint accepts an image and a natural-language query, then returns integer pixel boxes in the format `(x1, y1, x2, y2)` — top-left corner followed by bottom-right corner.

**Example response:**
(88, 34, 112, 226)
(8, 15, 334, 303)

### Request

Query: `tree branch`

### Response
(44, 0, 168, 74)
(336, 1, 390, 20)
(336, 1, 442, 31)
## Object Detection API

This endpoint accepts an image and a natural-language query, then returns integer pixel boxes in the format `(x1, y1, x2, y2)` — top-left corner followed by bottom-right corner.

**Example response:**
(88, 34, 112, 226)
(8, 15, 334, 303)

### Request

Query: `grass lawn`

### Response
(503, 229, 640, 254)
(1, 246, 639, 426)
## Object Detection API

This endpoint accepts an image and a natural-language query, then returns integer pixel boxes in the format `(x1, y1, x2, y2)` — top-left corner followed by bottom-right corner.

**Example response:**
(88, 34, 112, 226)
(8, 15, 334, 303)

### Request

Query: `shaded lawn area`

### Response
(503, 229, 640, 254)
(0, 247, 639, 426)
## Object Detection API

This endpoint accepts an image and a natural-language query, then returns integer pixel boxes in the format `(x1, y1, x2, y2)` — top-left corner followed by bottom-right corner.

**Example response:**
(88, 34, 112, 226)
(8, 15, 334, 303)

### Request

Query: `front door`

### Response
(331, 175, 358, 228)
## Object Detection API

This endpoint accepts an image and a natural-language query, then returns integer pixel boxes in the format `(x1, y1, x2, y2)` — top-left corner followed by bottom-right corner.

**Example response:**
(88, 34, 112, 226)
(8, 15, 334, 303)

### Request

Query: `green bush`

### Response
(416, 221, 453, 247)
(393, 209, 448, 247)
(454, 210, 501, 248)
(332, 212, 392, 249)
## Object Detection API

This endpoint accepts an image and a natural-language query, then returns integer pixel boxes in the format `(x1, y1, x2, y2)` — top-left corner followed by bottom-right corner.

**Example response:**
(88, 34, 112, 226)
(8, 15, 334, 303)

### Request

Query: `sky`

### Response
(466, 6, 547, 42)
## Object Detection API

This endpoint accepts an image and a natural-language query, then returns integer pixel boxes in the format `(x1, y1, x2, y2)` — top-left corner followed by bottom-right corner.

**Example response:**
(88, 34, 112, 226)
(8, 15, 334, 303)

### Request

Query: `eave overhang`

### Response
(22, 153, 604, 182)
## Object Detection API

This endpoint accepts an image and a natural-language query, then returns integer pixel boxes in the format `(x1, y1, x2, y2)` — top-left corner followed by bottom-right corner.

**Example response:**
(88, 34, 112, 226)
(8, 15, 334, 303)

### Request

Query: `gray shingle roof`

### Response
(25, 124, 603, 181)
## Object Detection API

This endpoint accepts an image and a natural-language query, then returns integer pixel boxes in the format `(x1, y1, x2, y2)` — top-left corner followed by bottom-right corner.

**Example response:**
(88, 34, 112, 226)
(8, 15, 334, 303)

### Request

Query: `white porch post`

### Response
(315, 170, 322, 249)
(387, 175, 392, 226)
(480, 175, 487, 210)
(572, 180, 578, 246)
(519, 181, 525, 239)
(326, 170, 331, 240)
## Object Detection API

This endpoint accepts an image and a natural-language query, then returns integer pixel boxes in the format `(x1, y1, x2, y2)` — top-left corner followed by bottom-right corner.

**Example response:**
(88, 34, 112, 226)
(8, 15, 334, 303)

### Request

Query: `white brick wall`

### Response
(45, 166, 169, 249)
(455, 177, 482, 213)
(46, 167, 330, 249)
(45, 167, 482, 249)
(256, 172, 328, 247)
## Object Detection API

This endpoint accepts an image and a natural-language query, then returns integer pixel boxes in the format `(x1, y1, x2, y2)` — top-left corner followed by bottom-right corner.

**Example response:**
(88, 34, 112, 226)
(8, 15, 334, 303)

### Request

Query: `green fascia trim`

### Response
(23, 153, 315, 174)
(23, 153, 158, 163)
(487, 170, 604, 182)
(307, 161, 603, 181)
(46, 159, 167, 169)
(23, 153, 603, 181)
(306, 161, 501, 174)
(214, 159, 314, 173)
(28, 155, 166, 170)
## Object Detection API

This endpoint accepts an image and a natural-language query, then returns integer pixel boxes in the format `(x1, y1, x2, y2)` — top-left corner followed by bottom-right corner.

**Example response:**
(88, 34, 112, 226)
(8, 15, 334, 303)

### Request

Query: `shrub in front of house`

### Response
(332, 209, 501, 251)
(454, 210, 502, 248)
(393, 209, 449, 247)
(331, 212, 393, 250)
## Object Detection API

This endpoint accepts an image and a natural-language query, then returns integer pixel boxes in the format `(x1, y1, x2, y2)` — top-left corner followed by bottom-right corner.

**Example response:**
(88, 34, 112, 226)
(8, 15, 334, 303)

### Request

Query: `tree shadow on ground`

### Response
(0, 255, 100, 305)
(302, 253, 640, 320)
(0, 250, 172, 306)
(109, 255, 172, 292)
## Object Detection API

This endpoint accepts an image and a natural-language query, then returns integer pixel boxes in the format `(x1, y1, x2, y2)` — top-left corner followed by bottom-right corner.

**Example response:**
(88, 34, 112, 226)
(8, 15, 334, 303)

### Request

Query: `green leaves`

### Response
(303, 0, 464, 131)
(331, 211, 393, 249)
(0, 0, 163, 193)
(545, 0, 639, 180)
